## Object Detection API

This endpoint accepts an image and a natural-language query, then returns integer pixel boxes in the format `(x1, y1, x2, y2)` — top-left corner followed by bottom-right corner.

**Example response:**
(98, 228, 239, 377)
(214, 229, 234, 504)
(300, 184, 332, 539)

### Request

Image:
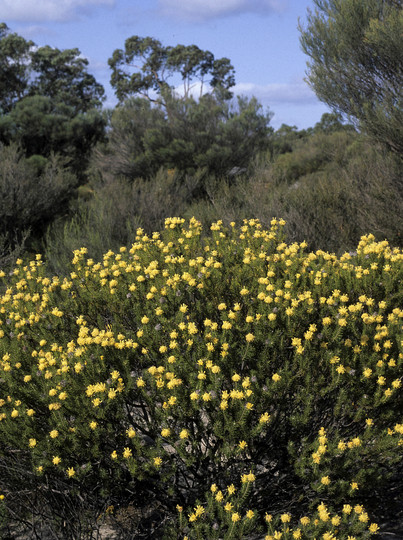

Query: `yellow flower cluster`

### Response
(0, 218, 401, 537)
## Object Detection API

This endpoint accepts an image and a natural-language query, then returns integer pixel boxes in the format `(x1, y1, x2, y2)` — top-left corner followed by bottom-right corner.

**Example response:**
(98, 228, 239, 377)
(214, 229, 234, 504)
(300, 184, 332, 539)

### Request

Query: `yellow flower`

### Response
(52, 456, 61, 465)
(111, 450, 118, 459)
(369, 523, 379, 533)
(29, 438, 37, 448)
(224, 502, 233, 512)
(241, 472, 256, 483)
(49, 430, 59, 439)
(227, 484, 236, 495)
(154, 457, 162, 467)
(126, 427, 136, 438)
(67, 467, 75, 478)
(194, 505, 204, 517)
(246, 510, 254, 519)
(272, 373, 281, 382)
(259, 412, 270, 424)
(161, 428, 171, 438)
(239, 440, 248, 450)
(231, 512, 240, 522)
(179, 429, 189, 439)
(123, 447, 132, 458)
(321, 476, 330, 485)
(245, 333, 255, 342)
(281, 513, 291, 523)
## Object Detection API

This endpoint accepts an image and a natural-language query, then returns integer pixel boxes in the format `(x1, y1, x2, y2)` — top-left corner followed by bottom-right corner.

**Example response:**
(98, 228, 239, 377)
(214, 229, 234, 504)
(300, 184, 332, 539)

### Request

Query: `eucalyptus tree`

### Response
(299, 0, 403, 155)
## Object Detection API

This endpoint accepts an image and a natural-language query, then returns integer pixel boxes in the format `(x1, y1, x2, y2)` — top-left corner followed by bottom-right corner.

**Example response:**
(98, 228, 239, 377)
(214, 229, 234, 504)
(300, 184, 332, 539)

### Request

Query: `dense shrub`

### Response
(0, 143, 76, 270)
(0, 218, 401, 538)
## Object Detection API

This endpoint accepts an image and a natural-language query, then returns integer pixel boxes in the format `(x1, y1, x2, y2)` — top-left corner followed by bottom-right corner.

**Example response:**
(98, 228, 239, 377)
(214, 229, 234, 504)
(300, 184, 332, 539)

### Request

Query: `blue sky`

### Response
(1, 0, 332, 129)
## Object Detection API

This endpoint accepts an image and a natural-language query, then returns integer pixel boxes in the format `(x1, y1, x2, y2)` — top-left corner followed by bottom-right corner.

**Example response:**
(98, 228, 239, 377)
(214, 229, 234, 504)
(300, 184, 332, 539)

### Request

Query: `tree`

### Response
(28, 45, 105, 114)
(105, 36, 271, 178)
(96, 94, 272, 179)
(299, 0, 403, 155)
(0, 23, 105, 114)
(0, 96, 106, 176)
(0, 23, 33, 114)
(0, 23, 106, 176)
(108, 36, 236, 109)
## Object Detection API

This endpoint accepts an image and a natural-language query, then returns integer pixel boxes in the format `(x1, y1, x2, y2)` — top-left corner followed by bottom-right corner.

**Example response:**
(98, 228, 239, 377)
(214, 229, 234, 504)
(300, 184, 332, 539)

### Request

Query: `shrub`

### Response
(0, 143, 76, 269)
(0, 218, 402, 538)
(44, 169, 204, 275)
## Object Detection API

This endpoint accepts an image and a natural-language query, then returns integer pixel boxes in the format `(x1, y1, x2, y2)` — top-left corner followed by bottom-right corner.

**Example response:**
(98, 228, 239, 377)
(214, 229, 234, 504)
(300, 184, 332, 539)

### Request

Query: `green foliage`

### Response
(108, 35, 235, 105)
(299, 0, 403, 155)
(96, 94, 272, 178)
(0, 218, 401, 537)
(0, 23, 33, 114)
(28, 44, 105, 114)
(44, 169, 206, 275)
(198, 131, 403, 253)
(0, 143, 76, 268)
(0, 23, 106, 179)
(0, 24, 104, 114)
(0, 95, 106, 178)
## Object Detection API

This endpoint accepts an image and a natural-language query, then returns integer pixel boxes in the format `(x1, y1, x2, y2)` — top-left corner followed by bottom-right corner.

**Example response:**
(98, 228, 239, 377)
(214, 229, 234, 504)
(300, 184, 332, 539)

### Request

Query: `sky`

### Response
(1, 0, 332, 130)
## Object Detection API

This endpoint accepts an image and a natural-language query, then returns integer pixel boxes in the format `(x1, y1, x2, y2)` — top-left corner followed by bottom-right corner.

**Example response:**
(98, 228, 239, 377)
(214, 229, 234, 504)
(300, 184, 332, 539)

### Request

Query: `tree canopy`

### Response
(97, 93, 272, 179)
(0, 23, 106, 176)
(299, 0, 403, 155)
(0, 23, 105, 114)
(108, 36, 236, 107)
(0, 23, 33, 114)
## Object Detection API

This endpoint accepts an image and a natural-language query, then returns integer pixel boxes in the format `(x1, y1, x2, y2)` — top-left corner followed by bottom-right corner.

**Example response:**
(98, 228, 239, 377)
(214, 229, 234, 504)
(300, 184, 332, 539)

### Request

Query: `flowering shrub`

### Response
(0, 217, 402, 538)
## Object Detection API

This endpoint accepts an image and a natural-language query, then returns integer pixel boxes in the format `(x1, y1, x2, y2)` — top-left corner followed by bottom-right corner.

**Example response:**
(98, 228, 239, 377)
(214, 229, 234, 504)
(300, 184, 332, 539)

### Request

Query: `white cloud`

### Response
(159, 0, 285, 22)
(233, 81, 318, 105)
(0, 0, 115, 23)
(15, 25, 56, 38)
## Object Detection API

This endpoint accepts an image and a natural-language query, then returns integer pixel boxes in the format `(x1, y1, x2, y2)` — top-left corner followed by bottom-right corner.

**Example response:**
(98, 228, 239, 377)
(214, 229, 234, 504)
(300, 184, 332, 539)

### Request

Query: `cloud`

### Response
(159, 0, 285, 22)
(14, 25, 56, 39)
(0, 0, 115, 23)
(233, 81, 318, 105)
